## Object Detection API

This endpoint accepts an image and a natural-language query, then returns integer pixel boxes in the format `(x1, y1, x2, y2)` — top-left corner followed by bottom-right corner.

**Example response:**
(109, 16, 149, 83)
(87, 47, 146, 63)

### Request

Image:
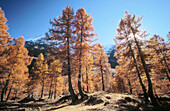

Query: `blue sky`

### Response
(0, 0, 169, 46)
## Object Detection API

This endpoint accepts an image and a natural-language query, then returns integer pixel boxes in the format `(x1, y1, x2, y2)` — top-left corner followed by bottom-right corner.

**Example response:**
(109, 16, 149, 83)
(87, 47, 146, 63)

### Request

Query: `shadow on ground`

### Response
(0, 92, 170, 111)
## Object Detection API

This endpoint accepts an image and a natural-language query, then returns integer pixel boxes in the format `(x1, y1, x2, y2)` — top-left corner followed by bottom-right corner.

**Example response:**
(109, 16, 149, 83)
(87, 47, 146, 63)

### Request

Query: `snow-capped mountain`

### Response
(26, 35, 47, 44)
(25, 35, 48, 57)
(103, 44, 116, 54)
(25, 35, 118, 68)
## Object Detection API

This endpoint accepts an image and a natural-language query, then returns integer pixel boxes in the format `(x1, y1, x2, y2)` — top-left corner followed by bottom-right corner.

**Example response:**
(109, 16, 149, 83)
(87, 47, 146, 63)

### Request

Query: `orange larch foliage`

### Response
(0, 8, 32, 101)
(46, 6, 78, 102)
(74, 8, 96, 99)
(93, 43, 112, 91)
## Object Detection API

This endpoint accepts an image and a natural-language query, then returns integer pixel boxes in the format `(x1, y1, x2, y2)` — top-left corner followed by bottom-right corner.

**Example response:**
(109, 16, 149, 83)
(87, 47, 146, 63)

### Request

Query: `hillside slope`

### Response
(1, 92, 170, 111)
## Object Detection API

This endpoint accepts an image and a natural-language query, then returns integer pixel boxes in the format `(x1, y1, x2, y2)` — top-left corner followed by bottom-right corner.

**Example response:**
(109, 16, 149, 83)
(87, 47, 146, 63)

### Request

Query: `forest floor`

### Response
(0, 91, 170, 111)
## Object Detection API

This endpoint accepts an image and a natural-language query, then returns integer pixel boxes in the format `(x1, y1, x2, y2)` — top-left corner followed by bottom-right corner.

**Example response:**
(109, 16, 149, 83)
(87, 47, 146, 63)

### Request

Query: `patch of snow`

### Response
(27, 35, 46, 42)
(103, 44, 116, 54)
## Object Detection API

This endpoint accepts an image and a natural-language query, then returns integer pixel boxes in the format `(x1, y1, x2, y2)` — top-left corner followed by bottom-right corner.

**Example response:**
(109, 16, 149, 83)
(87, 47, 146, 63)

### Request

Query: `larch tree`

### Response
(114, 13, 149, 103)
(121, 11, 157, 105)
(93, 43, 112, 91)
(46, 6, 78, 102)
(32, 53, 48, 99)
(48, 59, 63, 99)
(8, 37, 32, 101)
(1, 37, 32, 101)
(114, 50, 143, 94)
(0, 7, 11, 53)
(0, 7, 11, 101)
(146, 35, 170, 81)
(81, 43, 94, 93)
(144, 35, 170, 94)
(0, 8, 32, 101)
(74, 8, 96, 99)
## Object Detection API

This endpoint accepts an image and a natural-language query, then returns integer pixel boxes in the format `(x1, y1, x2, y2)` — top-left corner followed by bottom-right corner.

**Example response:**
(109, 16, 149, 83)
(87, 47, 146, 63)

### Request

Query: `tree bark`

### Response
(15, 90, 17, 98)
(86, 67, 89, 93)
(6, 85, 12, 101)
(54, 81, 57, 99)
(67, 26, 78, 103)
(162, 58, 170, 81)
(160, 61, 170, 81)
(101, 65, 105, 91)
(155, 39, 170, 81)
(54, 89, 56, 99)
(128, 79, 132, 94)
(78, 29, 86, 100)
(1, 73, 11, 102)
(48, 79, 53, 99)
(127, 37, 149, 103)
(40, 77, 44, 98)
(133, 32, 158, 105)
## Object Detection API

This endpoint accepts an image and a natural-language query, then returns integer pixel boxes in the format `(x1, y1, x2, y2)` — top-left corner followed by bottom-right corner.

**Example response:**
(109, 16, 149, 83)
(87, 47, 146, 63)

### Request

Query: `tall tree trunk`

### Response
(155, 40, 170, 81)
(6, 80, 14, 101)
(160, 61, 170, 81)
(6, 85, 12, 101)
(40, 78, 44, 98)
(78, 26, 86, 100)
(81, 71, 85, 92)
(54, 81, 57, 99)
(48, 79, 53, 99)
(54, 89, 56, 99)
(133, 33, 158, 105)
(157, 39, 170, 74)
(163, 58, 170, 81)
(50, 91, 53, 99)
(78, 37, 85, 100)
(78, 55, 84, 99)
(101, 65, 105, 91)
(15, 90, 17, 98)
(67, 34, 78, 103)
(1, 73, 11, 102)
(127, 40, 149, 103)
(86, 67, 89, 93)
(128, 79, 132, 94)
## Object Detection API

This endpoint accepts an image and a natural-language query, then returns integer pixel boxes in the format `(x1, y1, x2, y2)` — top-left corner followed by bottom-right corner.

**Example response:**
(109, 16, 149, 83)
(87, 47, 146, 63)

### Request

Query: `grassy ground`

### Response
(0, 91, 170, 111)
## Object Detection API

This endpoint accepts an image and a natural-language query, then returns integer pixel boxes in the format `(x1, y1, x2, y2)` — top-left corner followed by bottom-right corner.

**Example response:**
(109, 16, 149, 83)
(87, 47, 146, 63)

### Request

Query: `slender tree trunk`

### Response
(127, 40, 149, 103)
(1, 83, 7, 102)
(50, 91, 53, 99)
(67, 34, 78, 103)
(65, 11, 78, 103)
(101, 65, 105, 91)
(54, 89, 56, 99)
(133, 33, 158, 105)
(86, 67, 89, 93)
(78, 26, 86, 100)
(157, 39, 170, 74)
(40, 78, 44, 98)
(163, 58, 170, 81)
(49, 79, 53, 99)
(78, 47, 85, 99)
(6, 80, 14, 101)
(81, 71, 85, 92)
(122, 79, 126, 93)
(6, 85, 12, 101)
(15, 90, 17, 98)
(1, 73, 11, 102)
(160, 61, 170, 81)
(155, 41, 170, 81)
(128, 79, 132, 94)
(54, 80, 57, 99)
